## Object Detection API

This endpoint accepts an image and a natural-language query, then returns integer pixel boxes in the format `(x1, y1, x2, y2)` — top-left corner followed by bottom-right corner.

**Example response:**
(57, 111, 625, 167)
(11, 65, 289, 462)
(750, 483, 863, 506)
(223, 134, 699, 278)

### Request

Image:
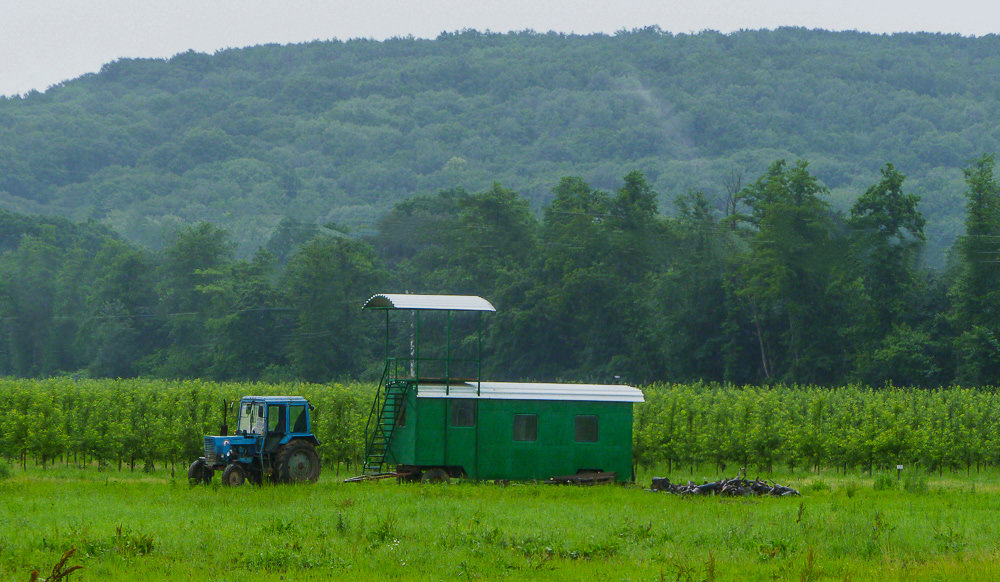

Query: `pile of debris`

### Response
(649, 471, 800, 497)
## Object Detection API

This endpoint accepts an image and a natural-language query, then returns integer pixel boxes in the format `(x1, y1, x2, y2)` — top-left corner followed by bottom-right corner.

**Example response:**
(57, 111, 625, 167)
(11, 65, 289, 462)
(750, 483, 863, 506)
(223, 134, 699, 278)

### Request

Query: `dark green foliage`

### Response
(730, 160, 854, 383)
(142, 223, 235, 378)
(0, 155, 992, 387)
(282, 236, 383, 382)
(80, 241, 158, 378)
(644, 190, 732, 382)
(950, 155, 1000, 385)
(202, 250, 291, 380)
(849, 164, 926, 341)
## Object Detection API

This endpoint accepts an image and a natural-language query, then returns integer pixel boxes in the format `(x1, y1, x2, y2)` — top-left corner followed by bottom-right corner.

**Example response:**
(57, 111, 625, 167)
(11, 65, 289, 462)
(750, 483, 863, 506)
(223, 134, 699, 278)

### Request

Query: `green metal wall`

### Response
(389, 394, 634, 482)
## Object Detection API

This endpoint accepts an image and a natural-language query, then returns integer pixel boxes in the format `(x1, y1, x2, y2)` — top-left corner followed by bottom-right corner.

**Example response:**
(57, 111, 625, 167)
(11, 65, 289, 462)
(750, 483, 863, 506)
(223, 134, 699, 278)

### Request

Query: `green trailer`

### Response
(356, 293, 644, 483)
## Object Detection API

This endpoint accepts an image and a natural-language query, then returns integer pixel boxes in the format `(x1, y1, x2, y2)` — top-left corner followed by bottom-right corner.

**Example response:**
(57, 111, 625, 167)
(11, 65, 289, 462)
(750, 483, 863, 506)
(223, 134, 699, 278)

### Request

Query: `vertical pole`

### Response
(384, 310, 390, 378)
(476, 311, 483, 396)
(414, 310, 421, 391)
(474, 400, 479, 479)
(446, 310, 452, 395)
(409, 309, 415, 378)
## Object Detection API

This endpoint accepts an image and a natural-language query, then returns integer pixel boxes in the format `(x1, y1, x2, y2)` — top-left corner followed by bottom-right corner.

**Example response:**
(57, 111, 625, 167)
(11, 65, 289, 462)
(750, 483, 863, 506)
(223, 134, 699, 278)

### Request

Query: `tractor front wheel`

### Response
(222, 463, 247, 486)
(187, 458, 213, 485)
(276, 440, 321, 483)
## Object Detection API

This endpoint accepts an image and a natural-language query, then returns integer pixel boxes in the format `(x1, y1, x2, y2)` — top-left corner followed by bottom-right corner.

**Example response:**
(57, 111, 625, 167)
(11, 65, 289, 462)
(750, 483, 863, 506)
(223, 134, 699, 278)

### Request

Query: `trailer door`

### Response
(444, 399, 477, 478)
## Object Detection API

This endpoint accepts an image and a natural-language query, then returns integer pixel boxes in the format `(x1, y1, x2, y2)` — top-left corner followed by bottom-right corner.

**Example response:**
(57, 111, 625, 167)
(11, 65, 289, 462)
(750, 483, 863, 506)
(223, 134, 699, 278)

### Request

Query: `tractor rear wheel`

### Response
(276, 440, 321, 483)
(221, 463, 247, 487)
(187, 458, 213, 485)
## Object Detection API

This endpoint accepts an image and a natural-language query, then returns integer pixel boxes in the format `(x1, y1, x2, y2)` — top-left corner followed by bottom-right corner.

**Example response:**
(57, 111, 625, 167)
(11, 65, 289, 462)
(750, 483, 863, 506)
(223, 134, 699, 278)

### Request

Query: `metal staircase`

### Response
(361, 362, 410, 475)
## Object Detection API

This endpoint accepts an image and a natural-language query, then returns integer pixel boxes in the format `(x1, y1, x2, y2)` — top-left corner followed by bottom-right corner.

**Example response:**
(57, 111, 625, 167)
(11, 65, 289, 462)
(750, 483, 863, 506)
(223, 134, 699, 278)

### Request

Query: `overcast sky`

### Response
(3, 0, 998, 97)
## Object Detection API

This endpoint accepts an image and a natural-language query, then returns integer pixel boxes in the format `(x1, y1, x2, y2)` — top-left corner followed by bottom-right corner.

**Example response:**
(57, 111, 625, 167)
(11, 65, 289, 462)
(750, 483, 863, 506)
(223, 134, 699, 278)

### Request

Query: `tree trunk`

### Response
(750, 301, 771, 379)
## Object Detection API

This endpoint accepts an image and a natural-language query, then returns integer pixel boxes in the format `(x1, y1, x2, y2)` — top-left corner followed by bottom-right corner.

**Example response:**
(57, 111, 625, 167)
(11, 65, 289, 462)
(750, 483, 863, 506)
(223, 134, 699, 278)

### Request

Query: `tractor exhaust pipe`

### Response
(219, 399, 229, 436)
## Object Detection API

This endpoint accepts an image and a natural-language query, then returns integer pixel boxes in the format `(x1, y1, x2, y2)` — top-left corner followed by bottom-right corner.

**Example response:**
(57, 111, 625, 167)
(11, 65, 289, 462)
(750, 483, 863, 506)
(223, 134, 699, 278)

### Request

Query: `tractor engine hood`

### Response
(204, 435, 258, 464)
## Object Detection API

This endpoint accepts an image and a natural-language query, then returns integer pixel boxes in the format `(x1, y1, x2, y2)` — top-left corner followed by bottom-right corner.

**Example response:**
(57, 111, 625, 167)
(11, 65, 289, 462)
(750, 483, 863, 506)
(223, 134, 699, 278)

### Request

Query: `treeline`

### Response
(3, 29, 1000, 261)
(0, 212, 384, 381)
(3, 379, 998, 476)
(1, 155, 999, 386)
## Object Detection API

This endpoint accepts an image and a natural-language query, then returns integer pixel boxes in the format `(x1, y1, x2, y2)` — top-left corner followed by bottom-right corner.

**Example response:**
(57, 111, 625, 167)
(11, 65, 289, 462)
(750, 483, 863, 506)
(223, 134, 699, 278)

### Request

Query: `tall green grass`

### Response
(2, 466, 1000, 580)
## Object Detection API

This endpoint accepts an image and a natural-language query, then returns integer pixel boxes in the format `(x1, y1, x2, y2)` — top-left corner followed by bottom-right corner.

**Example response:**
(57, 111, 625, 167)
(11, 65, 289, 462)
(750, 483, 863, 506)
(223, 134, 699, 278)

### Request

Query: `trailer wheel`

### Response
(397, 470, 421, 483)
(187, 458, 213, 485)
(277, 440, 321, 483)
(222, 463, 247, 487)
(421, 468, 449, 484)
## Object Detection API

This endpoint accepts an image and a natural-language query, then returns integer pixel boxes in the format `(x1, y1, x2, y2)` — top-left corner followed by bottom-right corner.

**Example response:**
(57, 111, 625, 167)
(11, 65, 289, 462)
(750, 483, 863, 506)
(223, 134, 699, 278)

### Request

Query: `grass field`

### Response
(3, 465, 1000, 581)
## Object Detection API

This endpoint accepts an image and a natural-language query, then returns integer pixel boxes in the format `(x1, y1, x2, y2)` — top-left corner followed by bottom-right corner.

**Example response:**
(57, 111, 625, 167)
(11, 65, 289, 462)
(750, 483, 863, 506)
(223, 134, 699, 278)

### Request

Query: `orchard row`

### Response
(2, 379, 997, 476)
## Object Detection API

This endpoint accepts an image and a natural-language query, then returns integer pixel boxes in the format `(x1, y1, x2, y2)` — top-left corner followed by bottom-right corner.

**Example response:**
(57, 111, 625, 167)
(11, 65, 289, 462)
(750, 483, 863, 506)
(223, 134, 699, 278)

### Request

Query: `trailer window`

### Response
(450, 399, 476, 427)
(513, 414, 537, 442)
(575, 415, 598, 442)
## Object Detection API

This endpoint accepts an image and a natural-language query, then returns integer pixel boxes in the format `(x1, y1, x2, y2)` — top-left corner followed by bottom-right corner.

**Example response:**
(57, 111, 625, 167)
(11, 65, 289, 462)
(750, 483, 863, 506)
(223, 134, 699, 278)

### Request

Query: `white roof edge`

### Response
(363, 293, 496, 312)
(416, 381, 644, 403)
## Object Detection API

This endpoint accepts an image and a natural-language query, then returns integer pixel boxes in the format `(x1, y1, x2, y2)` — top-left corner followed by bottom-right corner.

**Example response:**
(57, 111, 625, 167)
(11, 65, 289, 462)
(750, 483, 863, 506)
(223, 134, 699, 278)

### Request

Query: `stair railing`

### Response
(361, 359, 393, 473)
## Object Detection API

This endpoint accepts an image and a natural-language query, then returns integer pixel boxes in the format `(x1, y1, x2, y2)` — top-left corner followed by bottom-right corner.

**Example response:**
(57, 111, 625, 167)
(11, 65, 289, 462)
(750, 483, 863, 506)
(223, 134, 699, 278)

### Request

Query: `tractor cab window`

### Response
(267, 404, 286, 433)
(289, 404, 308, 433)
(238, 402, 266, 434)
(253, 404, 267, 434)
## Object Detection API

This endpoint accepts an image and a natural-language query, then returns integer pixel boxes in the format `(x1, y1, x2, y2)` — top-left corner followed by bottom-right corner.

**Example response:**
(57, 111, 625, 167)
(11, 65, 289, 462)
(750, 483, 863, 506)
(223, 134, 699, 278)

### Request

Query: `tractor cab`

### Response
(189, 396, 321, 486)
(235, 397, 312, 438)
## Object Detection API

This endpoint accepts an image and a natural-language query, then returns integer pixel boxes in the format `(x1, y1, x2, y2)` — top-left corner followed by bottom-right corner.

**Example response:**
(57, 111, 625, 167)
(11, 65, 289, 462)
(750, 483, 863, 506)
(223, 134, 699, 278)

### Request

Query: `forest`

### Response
(2, 28, 1000, 386)
(2, 28, 1000, 265)
(0, 154, 998, 387)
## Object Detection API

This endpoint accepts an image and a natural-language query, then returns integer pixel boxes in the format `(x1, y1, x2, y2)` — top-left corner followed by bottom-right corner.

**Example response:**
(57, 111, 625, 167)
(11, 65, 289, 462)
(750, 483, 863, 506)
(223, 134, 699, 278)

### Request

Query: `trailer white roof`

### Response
(363, 294, 496, 312)
(415, 381, 644, 403)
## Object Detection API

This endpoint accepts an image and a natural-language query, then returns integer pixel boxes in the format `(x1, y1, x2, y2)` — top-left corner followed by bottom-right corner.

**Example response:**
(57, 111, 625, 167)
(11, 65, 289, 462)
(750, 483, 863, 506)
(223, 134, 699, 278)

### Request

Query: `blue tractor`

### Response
(188, 396, 321, 486)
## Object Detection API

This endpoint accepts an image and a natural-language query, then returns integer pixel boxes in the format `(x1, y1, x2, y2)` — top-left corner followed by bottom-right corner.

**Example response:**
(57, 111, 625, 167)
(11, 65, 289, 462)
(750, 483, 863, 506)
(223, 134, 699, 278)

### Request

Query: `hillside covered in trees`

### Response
(2, 28, 1000, 264)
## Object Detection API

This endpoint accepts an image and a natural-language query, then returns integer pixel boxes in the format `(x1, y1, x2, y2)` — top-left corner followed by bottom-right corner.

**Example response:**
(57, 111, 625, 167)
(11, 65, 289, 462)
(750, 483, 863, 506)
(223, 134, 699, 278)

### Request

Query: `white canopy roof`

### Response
(416, 381, 644, 403)
(363, 294, 496, 312)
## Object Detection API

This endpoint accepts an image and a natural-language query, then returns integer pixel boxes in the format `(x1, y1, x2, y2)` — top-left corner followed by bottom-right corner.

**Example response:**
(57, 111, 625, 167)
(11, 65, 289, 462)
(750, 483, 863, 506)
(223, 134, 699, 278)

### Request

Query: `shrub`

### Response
(805, 480, 830, 492)
(873, 474, 897, 491)
(902, 468, 928, 493)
